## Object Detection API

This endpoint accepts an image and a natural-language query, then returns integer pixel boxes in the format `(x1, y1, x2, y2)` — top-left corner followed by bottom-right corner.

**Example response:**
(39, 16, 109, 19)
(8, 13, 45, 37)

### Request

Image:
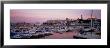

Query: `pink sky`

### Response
(10, 9, 101, 23)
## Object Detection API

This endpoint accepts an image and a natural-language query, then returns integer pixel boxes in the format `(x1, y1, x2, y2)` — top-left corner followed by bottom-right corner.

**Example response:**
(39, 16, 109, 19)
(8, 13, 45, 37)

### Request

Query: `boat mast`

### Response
(91, 10, 93, 28)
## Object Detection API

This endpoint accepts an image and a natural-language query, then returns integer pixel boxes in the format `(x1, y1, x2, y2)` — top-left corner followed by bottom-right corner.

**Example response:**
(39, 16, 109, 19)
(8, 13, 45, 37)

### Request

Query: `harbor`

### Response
(10, 10, 101, 39)
(10, 16, 101, 39)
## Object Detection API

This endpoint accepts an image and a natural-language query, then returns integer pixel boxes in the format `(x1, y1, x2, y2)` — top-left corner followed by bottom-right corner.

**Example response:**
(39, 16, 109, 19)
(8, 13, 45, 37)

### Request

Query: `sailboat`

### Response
(83, 10, 95, 32)
(73, 10, 99, 39)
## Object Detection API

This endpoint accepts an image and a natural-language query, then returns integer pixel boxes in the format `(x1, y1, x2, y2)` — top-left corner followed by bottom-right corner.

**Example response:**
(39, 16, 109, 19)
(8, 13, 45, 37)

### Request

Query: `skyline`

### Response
(10, 9, 101, 23)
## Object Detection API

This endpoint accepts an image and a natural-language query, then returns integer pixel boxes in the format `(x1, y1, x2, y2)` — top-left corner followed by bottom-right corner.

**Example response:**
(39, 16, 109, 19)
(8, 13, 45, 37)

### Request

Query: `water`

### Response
(41, 32, 78, 39)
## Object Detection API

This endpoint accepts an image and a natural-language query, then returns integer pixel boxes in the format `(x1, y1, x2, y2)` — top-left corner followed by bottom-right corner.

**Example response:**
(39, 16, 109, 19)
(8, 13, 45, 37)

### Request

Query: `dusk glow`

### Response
(10, 9, 101, 23)
(10, 9, 101, 39)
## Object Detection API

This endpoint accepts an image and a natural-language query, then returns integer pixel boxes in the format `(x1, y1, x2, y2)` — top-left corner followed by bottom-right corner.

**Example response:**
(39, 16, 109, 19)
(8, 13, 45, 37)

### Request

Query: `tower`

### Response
(81, 14, 83, 20)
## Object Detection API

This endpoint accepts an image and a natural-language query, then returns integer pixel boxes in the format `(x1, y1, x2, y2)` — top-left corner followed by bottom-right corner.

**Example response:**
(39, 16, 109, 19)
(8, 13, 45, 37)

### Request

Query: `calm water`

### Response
(41, 32, 78, 39)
